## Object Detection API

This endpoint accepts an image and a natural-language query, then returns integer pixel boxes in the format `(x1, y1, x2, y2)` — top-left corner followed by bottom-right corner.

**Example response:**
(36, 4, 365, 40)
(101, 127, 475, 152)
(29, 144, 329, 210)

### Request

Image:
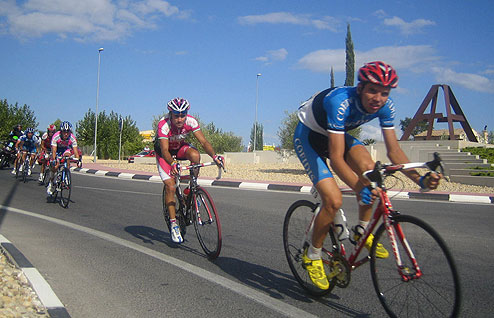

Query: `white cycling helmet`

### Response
(167, 98, 190, 113)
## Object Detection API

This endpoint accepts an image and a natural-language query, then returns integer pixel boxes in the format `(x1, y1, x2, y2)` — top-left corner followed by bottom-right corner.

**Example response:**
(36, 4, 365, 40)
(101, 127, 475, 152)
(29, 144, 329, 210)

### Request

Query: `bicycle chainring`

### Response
(328, 253, 351, 288)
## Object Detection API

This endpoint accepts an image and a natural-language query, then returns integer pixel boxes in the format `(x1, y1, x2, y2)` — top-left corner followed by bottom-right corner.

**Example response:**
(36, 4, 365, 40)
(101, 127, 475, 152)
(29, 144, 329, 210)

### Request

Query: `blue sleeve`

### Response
(325, 94, 349, 133)
(378, 99, 395, 128)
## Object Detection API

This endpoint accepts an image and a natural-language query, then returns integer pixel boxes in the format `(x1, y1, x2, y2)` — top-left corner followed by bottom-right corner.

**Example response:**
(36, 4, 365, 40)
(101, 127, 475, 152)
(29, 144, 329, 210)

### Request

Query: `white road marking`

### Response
(1, 205, 317, 318)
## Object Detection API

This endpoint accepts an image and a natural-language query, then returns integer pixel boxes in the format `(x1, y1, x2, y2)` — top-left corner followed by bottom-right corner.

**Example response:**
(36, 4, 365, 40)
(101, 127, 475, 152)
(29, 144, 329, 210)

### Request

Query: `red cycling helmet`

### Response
(167, 98, 190, 113)
(48, 124, 56, 132)
(358, 61, 398, 88)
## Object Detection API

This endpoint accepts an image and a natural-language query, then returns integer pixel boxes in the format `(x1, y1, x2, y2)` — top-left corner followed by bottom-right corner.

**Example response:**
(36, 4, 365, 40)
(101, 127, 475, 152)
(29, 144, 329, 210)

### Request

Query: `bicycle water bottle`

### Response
(333, 209, 349, 241)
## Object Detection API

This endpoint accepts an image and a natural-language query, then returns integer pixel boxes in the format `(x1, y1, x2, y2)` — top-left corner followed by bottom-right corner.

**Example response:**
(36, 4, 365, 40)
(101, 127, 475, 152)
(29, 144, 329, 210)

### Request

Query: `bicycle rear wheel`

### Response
(370, 214, 461, 318)
(162, 186, 187, 238)
(59, 168, 72, 208)
(192, 187, 221, 259)
(283, 200, 335, 296)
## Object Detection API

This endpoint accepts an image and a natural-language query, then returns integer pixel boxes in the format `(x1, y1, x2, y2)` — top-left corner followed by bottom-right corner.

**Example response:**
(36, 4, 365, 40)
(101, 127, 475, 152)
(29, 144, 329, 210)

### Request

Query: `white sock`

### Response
(359, 220, 369, 229)
(307, 244, 322, 260)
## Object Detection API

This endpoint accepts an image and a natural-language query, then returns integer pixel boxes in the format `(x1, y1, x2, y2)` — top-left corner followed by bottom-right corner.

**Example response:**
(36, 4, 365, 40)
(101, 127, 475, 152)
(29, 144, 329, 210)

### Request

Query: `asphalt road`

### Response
(0, 168, 492, 317)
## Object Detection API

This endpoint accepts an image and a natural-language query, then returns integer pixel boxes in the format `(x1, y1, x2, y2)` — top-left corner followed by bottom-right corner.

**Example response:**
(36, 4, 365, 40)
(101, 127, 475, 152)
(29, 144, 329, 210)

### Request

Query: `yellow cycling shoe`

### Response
(302, 249, 329, 290)
(352, 225, 389, 259)
(364, 233, 389, 259)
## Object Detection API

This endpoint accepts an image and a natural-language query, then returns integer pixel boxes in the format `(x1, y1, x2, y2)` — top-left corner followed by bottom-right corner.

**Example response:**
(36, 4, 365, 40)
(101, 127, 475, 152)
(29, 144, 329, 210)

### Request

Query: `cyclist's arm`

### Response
(158, 138, 175, 165)
(382, 128, 421, 184)
(72, 145, 80, 160)
(51, 145, 57, 160)
(15, 139, 22, 150)
(193, 130, 216, 159)
(328, 132, 363, 192)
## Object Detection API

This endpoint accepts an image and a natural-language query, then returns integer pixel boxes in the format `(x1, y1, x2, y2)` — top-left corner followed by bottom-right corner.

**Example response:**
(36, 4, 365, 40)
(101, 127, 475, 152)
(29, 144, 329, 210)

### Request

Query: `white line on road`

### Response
(1, 205, 317, 318)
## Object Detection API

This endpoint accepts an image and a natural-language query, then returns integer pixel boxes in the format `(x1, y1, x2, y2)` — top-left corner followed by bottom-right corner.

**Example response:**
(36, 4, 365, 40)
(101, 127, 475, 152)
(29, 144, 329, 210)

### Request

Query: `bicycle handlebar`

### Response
(363, 152, 446, 188)
(176, 161, 226, 181)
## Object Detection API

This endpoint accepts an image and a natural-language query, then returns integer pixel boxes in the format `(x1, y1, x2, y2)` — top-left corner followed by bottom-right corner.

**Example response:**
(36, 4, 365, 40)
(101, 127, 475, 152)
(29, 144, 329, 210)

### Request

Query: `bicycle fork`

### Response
(385, 216, 422, 281)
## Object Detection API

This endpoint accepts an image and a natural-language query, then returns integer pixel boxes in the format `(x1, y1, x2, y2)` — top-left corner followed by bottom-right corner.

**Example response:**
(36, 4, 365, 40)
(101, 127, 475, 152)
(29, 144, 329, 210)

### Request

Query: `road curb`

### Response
(72, 167, 494, 204)
(0, 234, 71, 318)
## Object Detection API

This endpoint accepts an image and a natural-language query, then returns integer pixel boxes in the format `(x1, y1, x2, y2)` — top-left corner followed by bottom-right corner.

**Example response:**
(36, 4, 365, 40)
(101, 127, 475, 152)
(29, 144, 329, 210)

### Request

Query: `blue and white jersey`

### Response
(19, 134, 41, 149)
(297, 86, 396, 135)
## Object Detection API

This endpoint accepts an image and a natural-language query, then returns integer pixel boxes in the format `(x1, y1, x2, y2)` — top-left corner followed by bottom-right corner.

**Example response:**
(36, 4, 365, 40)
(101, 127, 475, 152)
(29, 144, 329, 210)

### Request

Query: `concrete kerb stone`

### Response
(71, 167, 494, 204)
(0, 234, 71, 318)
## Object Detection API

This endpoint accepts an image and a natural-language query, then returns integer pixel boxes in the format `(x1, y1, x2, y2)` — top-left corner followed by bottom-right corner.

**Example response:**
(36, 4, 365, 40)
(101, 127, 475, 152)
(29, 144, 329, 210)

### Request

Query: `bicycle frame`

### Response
(322, 156, 444, 277)
(174, 161, 224, 223)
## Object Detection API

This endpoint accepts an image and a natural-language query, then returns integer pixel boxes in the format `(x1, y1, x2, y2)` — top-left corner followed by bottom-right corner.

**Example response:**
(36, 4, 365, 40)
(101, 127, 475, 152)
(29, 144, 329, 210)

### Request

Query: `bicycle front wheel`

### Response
(370, 214, 461, 318)
(283, 200, 334, 296)
(22, 159, 29, 183)
(192, 187, 221, 259)
(59, 168, 72, 208)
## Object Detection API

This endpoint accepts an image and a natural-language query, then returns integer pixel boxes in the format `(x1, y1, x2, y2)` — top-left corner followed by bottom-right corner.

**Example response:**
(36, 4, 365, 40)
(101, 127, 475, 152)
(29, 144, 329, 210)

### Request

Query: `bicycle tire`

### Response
(162, 185, 187, 238)
(0, 154, 6, 169)
(42, 166, 50, 185)
(370, 214, 461, 318)
(192, 187, 222, 259)
(22, 158, 29, 183)
(282, 200, 335, 296)
(59, 167, 72, 208)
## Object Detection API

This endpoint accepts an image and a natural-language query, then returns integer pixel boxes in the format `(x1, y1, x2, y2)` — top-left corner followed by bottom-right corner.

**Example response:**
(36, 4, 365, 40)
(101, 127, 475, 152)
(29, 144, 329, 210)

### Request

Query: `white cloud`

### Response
(297, 44, 494, 94)
(432, 67, 494, 93)
(238, 12, 339, 31)
(361, 124, 383, 141)
(0, 0, 188, 41)
(256, 48, 288, 64)
(383, 16, 435, 35)
(297, 45, 439, 73)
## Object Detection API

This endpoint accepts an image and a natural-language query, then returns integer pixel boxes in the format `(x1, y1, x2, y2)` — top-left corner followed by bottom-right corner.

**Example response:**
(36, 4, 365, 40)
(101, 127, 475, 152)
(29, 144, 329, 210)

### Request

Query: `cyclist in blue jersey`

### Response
(294, 61, 441, 290)
(13, 127, 41, 176)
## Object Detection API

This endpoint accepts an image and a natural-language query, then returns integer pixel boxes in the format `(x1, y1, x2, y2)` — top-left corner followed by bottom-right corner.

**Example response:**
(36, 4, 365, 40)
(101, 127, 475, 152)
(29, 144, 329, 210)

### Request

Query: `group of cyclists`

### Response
(5, 121, 81, 196)
(2, 60, 443, 292)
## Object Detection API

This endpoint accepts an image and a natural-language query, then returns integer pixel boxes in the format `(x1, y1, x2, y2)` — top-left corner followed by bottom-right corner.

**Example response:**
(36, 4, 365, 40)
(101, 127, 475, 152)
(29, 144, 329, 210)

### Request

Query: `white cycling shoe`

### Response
(170, 222, 183, 243)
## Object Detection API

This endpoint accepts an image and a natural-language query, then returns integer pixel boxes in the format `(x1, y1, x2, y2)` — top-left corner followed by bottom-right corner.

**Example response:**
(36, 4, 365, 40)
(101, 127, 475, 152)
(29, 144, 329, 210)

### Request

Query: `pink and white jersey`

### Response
(156, 115, 200, 150)
(51, 131, 78, 150)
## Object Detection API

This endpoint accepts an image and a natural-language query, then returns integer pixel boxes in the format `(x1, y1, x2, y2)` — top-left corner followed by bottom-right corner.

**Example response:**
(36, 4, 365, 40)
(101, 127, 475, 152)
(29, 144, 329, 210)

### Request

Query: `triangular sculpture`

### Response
(400, 84, 478, 142)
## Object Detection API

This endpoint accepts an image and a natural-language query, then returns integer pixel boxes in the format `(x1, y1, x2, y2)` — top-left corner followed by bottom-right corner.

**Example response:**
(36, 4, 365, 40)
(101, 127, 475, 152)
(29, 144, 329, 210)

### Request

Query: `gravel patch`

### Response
(100, 160, 494, 194)
(0, 251, 50, 318)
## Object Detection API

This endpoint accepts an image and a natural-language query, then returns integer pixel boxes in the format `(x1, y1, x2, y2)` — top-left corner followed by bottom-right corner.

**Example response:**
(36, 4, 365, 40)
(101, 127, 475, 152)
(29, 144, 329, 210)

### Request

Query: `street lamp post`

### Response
(93, 47, 104, 163)
(253, 73, 261, 152)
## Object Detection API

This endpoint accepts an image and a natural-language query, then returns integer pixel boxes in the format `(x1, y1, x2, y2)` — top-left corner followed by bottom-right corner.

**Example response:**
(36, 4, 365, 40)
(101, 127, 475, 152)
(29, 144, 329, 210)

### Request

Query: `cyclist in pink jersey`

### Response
(155, 98, 224, 243)
(46, 121, 80, 196)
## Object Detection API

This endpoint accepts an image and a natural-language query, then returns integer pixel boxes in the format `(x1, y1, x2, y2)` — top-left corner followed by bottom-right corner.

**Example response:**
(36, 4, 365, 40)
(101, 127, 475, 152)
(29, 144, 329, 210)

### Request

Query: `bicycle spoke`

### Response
(193, 188, 221, 259)
(370, 215, 461, 317)
(283, 200, 335, 296)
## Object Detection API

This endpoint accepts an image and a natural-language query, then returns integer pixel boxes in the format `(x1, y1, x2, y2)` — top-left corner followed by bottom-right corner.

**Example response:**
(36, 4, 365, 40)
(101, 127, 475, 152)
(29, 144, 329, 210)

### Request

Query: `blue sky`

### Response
(1, 0, 493, 146)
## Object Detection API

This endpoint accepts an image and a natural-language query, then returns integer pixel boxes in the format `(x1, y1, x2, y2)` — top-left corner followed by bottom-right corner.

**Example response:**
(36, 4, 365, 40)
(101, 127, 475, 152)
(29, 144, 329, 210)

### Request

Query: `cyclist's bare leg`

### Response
(185, 147, 200, 177)
(164, 178, 177, 219)
(345, 145, 376, 222)
(311, 177, 343, 248)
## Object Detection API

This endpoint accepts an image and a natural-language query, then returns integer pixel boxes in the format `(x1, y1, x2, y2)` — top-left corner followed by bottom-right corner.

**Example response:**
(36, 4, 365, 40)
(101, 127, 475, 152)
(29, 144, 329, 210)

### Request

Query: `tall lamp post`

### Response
(253, 73, 261, 152)
(93, 47, 104, 163)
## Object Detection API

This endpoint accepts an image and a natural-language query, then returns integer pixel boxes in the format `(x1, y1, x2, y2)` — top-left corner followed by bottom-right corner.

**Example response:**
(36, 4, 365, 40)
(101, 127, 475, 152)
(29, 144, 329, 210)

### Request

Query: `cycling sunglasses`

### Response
(171, 111, 188, 118)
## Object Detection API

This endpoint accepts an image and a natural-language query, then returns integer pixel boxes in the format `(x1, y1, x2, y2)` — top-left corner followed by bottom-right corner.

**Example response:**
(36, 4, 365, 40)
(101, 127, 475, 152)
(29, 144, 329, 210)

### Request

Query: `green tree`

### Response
(347, 127, 362, 139)
(489, 131, 494, 144)
(330, 66, 335, 88)
(76, 109, 143, 159)
(0, 99, 38, 140)
(363, 138, 376, 145)
(277, 110, 299, 150)
(250, 122, 263, 151)
(344, 23, 355, 86)
(399, 117, 428, 138)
